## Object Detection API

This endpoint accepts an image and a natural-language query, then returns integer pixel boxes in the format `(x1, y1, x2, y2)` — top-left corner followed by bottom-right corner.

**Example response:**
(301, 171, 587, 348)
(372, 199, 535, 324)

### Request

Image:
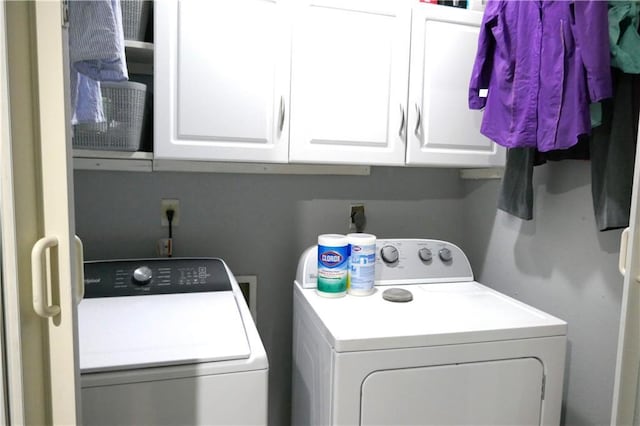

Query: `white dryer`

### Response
(292, 239, 567, 426)
(79, 258, 268, 426)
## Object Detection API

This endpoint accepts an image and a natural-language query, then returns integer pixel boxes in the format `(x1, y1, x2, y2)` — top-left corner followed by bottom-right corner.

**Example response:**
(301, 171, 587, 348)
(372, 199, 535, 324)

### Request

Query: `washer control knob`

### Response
(439, 248, 453, 262)
(380, 245, 399, 264)
(418, 248, 433, 262)
(132, 266, 153, 286)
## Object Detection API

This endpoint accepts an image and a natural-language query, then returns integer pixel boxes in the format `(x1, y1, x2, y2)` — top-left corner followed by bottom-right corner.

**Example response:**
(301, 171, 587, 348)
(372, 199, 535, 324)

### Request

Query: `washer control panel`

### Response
(296, 239, 474, 288)
(83, 258, 232, 298)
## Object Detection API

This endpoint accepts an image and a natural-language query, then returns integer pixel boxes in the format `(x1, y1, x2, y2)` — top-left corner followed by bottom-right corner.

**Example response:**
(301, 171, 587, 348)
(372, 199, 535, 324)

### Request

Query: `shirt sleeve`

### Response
(468, 0, 500, 110)
(572, 0, 612, 102)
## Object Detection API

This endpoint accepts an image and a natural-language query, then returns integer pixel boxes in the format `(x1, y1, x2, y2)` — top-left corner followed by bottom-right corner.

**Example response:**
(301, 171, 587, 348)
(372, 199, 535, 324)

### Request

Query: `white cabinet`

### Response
(153, 0, 503, 169)
(288, 0, 411, 166)
(154, 0, 291, 163)
(406, 5, 505, 167)
(290, 2, 503, 168)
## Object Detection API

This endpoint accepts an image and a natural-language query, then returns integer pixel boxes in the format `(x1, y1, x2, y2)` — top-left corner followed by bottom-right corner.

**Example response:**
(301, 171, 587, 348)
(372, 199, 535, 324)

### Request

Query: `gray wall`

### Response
(73, 166, 466, 426)
(75, 161, 624, 426)
(462, 161, 624, 426)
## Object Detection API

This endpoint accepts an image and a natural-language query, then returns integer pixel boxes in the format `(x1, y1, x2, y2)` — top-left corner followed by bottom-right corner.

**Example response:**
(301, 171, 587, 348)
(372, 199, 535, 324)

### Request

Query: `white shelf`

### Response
(73, 149, 153, 159)
(73, 150, 371, 175)
(73, 150, 153, 172)
(153, 159, 371, 175)
(125, 40, 153, 62)
(125, 40, 153, 75)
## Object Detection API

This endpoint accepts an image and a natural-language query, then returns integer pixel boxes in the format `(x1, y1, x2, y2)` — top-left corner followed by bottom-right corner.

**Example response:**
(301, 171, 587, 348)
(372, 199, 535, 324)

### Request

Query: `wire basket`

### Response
(121, 0, 150, 42)
(73, 81, 147, 152)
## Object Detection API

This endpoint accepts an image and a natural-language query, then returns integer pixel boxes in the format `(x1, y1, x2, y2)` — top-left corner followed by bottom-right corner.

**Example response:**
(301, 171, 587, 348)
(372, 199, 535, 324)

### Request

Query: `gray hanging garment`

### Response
(590, 68, 640, 231)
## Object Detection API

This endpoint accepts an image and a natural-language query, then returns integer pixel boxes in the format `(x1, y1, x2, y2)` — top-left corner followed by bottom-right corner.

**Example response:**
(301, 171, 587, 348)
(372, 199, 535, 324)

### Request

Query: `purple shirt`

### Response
(469, 0, 612, 152)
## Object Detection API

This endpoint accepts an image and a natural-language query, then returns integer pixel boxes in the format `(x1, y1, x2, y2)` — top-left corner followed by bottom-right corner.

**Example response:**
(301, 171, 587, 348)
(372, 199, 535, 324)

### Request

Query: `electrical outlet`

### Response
(161, 199, 180, 226)
(349, 204, 365, 232)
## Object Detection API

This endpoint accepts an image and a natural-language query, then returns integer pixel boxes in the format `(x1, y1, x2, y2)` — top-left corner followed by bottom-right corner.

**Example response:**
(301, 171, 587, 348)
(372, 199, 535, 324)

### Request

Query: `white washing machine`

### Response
(79, 258, 268, 426)
(292, 239, 567, 426)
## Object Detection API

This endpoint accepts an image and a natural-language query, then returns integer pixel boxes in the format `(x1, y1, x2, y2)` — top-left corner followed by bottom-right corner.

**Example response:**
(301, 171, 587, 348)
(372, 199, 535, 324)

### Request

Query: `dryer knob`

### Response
(439, 248, 453, 262)
(418, 248, 432, 262)
(132, 266, 153, 285)
(380, 245, 399, 264)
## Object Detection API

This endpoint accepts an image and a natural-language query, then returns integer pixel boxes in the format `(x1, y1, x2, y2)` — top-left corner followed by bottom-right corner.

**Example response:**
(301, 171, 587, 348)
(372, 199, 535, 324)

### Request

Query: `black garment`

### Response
(498, 148, 536, 220)
(590, 70, 640, 231)
(497, 137, 590, 221)
(498, 68, 640, 231)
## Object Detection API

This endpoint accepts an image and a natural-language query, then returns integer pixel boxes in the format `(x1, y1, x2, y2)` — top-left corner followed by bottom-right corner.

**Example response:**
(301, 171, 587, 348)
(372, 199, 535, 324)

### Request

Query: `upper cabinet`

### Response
(153, 0, 504, 169)
(288, 0, 411, 166)
(288, 1, 503, 167)
(406, 5, 505, 167)
(154, 0, 291, 163)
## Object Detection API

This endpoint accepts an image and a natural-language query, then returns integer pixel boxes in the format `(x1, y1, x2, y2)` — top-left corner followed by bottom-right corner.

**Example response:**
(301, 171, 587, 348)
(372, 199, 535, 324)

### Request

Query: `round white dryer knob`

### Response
(439, 248, 453, 262)
(380, 245, 399, 264)
(418, 248, 433, 262)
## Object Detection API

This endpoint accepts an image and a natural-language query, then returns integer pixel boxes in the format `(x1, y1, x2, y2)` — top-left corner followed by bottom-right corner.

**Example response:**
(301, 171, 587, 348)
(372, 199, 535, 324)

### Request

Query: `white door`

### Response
(611, 113, 640, 425)
(154, 0, 291, 163)
(288, 0, 410, 165)
(406, 4, 505, 167)
(1, 1, 81, 424)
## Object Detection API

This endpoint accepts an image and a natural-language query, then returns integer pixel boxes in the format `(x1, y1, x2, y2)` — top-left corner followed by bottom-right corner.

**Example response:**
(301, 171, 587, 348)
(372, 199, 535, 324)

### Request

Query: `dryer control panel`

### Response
(83, 258, 232, 298)
(296, 238, 474, 288)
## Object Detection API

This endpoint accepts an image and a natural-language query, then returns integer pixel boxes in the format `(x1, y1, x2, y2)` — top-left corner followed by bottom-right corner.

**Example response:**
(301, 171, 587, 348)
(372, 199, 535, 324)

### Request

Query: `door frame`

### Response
(1, 1, 81, 423)
(611, 112, 640, 425)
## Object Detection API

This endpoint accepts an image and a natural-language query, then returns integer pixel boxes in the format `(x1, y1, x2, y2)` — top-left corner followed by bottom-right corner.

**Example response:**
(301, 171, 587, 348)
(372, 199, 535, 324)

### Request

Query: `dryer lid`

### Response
(296, 281, 567, 352)
(78, 291, 250, 373)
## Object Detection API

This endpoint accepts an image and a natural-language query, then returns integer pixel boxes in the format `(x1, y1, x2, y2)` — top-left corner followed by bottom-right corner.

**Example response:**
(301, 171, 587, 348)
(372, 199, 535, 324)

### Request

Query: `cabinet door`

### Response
(289, 0, 410, 165)
(155, 0, 291, 163)
(406, 5, 505, 167)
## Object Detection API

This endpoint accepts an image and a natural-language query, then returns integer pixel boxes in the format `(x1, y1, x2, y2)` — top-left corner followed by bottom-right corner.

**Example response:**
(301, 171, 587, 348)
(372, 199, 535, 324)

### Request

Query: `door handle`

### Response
(618, 228, 640, 282)
(399, 104, 406, 137)
(74, 235, 84, 303)
(31, 236, 61, 318)
(414, 103, 422, 135)
(279, 96, 285, 133)
(619, 228, 629, 275)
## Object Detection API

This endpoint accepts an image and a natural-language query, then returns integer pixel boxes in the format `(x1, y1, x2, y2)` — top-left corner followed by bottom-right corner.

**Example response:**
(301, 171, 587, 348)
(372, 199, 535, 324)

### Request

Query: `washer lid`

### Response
(296, 281, 567, 352)
(78, 291, 250, 373)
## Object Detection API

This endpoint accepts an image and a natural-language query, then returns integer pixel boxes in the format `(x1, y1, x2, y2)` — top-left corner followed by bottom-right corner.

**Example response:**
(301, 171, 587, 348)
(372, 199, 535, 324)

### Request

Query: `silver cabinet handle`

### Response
(279, 96, 285, 133)
(414, 103, 422, 135)
(31, 236, 61, 318)
(399, 104, 406, 137)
